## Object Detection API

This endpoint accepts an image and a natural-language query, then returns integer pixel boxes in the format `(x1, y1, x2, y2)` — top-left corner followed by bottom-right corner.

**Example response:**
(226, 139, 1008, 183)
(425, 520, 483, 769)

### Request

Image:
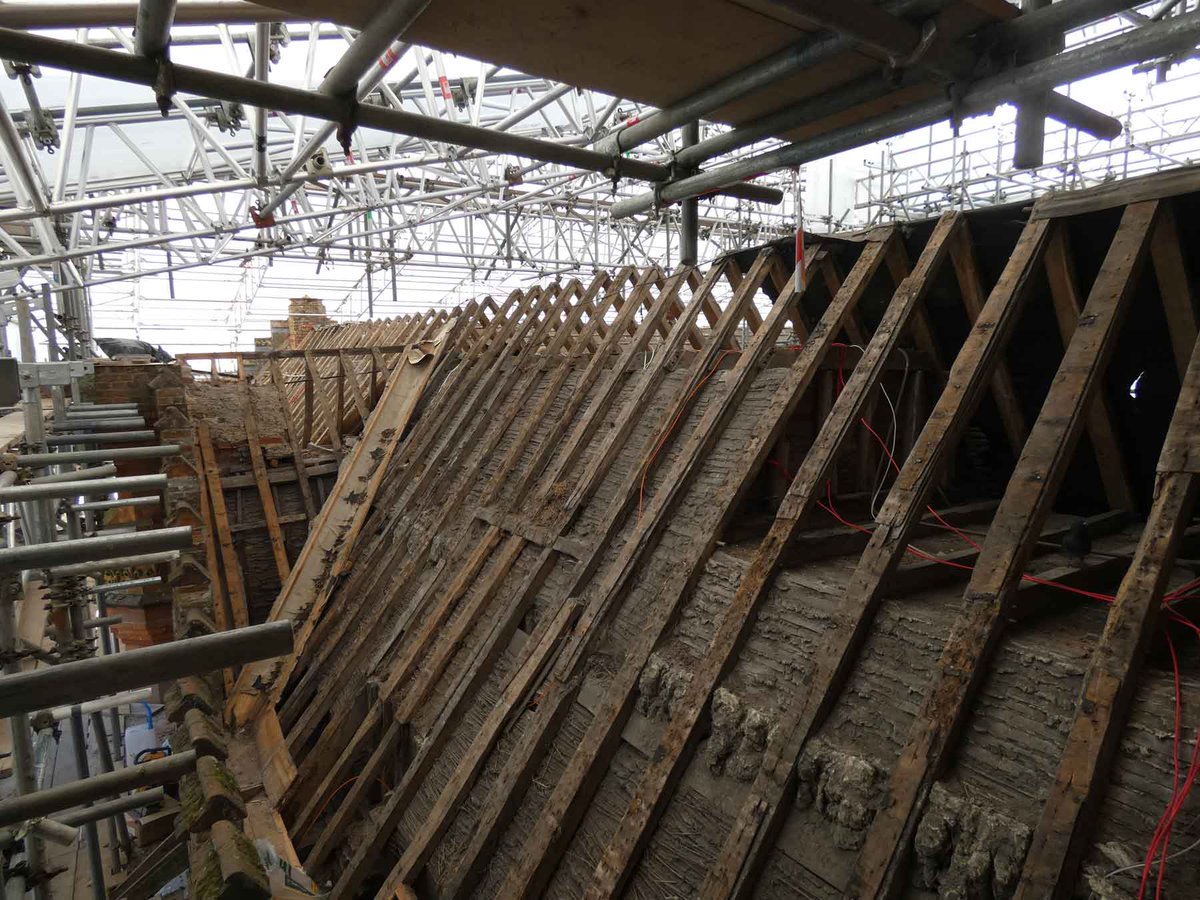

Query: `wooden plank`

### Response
(585, 214, 960, 899)
(252, 707, 295, 806)
(276, 291, 559, 746)
(847, 200, 1159, 900)
(1014, 332, 1200, 899)
(270, 358, 316, 519)
(302, 357, 314, 447)
(242, 384, 291, 583)
(274, 294, 511, 700)
(480, 267, 660, 508)
(274, 291, 548, 735)
(949, 220, 1027, 453)
(700, 216, 1055, 900)
(1149, 201, 1199, 381)
(339, 349, 372, 424)
(301, 272, 647, 866)
(419, 259, 789, 900)
(495, 236, 893, 899)
(227, 320, 461, 728)
(196, 423, 251, 630)
(351, 265, 722, 886)
(1033, 163, 1200, 220)
(428, 248, 828, 900)
(328, 546, 561, 899)
(194, 431, 234, 694)
(884, 237, 945, 378)
(381, 599, 580, 888)
(279, 289, 593, 820)
(1044, 224, 1137, 512)
(557, 261, 734, 512)
(304, 349, 343, 461)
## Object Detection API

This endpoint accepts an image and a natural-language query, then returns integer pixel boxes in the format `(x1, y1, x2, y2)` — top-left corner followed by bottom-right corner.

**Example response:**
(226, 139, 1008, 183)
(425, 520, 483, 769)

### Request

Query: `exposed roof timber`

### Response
(612, 9, 1200, 217)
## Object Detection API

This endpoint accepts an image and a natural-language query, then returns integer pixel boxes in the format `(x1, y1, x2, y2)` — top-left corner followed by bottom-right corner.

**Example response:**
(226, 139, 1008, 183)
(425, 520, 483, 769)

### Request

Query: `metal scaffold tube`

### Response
(55, 788, 164, 828)
(0, 474, 167, 503)
(0, 752, 198, 829)
(134, 0, 177, 58)
(45, 432, 155, 446)
(48, 550, 179, 579)
(0, 527, 191, 574)
(27, 464, 119, 485)
(87, 577, 161, 595)
(0, 27, 783, 207)
(611, 7, 1200, 217)
(71, 497, 161, 512)
(0, 621, 294, 717)
(12, 446, 181, 466)
(593, 0, 943, 157)
(52, 419, 147, 432)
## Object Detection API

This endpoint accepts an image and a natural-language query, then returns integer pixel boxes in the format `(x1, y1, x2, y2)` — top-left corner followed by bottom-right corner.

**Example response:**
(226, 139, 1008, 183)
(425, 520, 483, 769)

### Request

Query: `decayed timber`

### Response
(584, 213, 962, 899)
(242, 382, 291, 583)
(848, 200, 1161, 899)
(196, 422, 250, 630)
(701, 214, 1056, 900)
(486, 235, 891, 900)
(1013, 331, 1200, 898)
(294, 273, 638, 868)
(227, 312, 468, 728)
(234, 180, 1200, 900)
(279, 285, 588, 836)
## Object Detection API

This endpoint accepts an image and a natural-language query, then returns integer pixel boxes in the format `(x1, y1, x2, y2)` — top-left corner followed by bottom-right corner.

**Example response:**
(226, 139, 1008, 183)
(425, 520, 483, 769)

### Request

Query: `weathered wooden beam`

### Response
(312, 268, 675, 881)
(1149, 201, 1199, 381)
(584, 214, 960, 899)
(196, 423, 250, 630)
(289, 281, 622, 854)
(338, 349, 371, 425)
(227, 309, 470, 728)
(848, 200, 1159, 899)
(491, 236, 892, 900)
(304, 349, 343, 461)
(949, 220, 1027, 452)
(1044, 224, 1137, 512)
(700, 215, 1055, 900)
(1014, 331, 1200, 899)
(242, 384, 290, 583)
(269, 358, 316, 519)
(277, 289, 565, 749)
(275, 290, 528, 707)
(421, 249, 818, 900)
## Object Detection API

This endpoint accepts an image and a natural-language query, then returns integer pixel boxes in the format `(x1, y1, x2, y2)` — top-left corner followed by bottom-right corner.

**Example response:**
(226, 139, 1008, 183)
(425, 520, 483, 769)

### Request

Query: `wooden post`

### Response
(1044, 225, 1137, 512)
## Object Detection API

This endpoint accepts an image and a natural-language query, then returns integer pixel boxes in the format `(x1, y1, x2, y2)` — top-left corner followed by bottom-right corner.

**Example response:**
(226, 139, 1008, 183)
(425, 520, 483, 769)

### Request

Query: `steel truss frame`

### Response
(0, 22, 794, 346)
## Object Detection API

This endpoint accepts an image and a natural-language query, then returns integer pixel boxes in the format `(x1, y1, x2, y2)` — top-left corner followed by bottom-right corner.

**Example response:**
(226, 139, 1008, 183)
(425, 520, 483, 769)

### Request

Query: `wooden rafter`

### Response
(700, 215, 1054, 900)
(584, 213, 960, 899)
(847, 200, 1160, 899)
(1015, 334, 1200, 898)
